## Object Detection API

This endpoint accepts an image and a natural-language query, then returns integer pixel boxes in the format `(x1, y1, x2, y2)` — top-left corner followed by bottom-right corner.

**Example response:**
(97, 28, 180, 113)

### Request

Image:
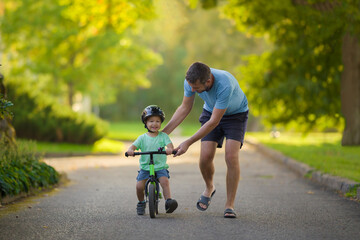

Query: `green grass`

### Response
(107, 121, 201, 139)
(107, 122, 146, 141)
(180, 123, 200, 136)
(247, 132, 360, 182)
(34, 138, 124, 154)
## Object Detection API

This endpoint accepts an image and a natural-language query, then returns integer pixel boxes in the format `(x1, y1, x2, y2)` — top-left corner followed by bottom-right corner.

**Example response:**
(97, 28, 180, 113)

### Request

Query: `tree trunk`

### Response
(341, 33, 360, 146)
(68, 82, 74, 107)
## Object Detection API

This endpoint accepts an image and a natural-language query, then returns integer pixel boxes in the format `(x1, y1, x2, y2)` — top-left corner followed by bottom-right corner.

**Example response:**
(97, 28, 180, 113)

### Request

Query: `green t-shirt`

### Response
(133, 132, 172, 171)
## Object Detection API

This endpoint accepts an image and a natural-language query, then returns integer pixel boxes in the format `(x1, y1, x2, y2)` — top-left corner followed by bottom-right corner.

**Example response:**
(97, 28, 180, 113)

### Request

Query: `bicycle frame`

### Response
(125, 147, 176, 217)
(144, 152, 161, 200)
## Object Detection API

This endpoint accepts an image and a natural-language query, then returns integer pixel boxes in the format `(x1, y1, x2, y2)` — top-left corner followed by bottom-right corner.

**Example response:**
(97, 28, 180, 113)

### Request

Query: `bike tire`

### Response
(155, 200, 159, 214)
(148, 184, 156, 218)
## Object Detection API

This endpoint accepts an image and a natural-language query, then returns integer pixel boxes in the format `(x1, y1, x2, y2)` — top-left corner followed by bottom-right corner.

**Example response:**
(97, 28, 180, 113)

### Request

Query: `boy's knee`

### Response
(136, 180, 146, 190)
(159, 177, 170, 187)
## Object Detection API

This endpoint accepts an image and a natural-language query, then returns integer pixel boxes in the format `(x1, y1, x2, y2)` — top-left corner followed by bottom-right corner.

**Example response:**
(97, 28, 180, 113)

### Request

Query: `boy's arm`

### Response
(165, 142, 174, 155)
(126, 144, 137, 156)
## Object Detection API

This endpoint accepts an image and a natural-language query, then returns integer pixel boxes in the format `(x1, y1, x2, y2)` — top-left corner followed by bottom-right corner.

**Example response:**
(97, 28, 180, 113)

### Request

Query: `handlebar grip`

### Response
(125, 152, 129, 157)
(172, 150, 178, 155)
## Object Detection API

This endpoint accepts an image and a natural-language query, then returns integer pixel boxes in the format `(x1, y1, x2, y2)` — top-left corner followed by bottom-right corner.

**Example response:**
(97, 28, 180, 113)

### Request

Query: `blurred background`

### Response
(2, 0, 360, 201)
(1, 0, 360, 150)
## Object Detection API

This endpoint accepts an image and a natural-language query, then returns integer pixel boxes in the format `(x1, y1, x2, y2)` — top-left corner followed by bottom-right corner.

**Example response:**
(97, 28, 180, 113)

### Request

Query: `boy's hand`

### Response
(166, 148, 174, 155)
(126, 150, 135, 156)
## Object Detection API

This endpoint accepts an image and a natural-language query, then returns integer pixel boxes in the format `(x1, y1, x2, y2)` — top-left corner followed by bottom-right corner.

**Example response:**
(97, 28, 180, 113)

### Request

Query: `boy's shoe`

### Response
(137, 201, 146, 215)
(165, 198, 178, 213)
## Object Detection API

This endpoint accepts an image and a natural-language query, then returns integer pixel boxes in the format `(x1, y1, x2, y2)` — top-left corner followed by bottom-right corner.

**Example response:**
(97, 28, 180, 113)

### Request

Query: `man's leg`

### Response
(198, 141, 217, 209)
(224, 139, 241, 211)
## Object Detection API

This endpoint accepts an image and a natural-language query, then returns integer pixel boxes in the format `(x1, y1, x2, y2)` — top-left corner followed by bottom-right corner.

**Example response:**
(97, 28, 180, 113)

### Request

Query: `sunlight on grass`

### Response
(180, 123, 200, 136)
(247, 132, 360, 182)
(107, 121, 200, 139)
(92, 138, 124, 153)
(34, 138, 124, 154)
(107, 122, 145, 141)
(35, 141, 92, 153)
(247, 132, 341, 145)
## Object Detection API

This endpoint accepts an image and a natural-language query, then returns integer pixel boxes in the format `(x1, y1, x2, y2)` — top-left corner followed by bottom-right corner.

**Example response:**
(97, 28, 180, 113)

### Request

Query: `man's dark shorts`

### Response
(199, 109, 249, 149)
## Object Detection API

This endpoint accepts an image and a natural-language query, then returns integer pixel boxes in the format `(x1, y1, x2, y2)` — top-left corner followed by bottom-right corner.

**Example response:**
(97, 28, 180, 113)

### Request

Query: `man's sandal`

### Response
(196, 189, 216, 211)
(136, 201, 146, 215)
(224, 208, 237, 218)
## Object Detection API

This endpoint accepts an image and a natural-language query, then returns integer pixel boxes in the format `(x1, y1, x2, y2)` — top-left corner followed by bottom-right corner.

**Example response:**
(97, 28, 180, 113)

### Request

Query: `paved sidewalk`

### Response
(1, 137, 360, 240)
(44, 136, 360, 201)
(44, 137, 203, 173)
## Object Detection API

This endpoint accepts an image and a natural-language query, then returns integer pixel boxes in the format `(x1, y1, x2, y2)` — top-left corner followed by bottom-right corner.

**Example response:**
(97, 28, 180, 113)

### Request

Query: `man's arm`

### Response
(162, 95, 195, 135)
(174, 107, 226, 156)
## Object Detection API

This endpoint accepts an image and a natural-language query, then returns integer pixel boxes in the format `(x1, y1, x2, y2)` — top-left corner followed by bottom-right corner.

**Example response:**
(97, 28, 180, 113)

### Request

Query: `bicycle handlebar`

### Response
(125, 149, 177, 157)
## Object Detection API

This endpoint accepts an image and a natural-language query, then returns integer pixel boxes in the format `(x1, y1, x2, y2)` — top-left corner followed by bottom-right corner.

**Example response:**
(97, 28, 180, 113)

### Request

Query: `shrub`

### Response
(6, 82, 108, 144)
(0, 94, 13, 120)
(0, 136, 59, 198)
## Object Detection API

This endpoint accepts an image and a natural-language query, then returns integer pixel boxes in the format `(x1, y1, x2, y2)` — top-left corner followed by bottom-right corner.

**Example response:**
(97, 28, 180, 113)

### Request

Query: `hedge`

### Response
(0, 137, 59, 198)
(6, 82, 108, 144)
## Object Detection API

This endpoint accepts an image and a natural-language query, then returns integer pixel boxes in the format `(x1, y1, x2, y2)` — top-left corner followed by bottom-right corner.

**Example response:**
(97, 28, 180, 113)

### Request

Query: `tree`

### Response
(1, 0, 161, 107)
(0, 73, 16, 145)
(191, 0, 360, 145)
(99, 0, 267, 123)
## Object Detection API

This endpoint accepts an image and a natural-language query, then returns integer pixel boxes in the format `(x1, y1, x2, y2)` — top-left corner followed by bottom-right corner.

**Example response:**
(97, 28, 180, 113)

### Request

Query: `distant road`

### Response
(1, 139, 359, 240)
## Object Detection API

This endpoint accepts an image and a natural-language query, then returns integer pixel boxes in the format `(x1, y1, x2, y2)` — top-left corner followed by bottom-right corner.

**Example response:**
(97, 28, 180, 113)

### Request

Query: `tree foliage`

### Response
(1, 0, 161, 106)
(217, 0, 360, 136)
(100, 0, 267, 123)
(0, 95, 13, 120)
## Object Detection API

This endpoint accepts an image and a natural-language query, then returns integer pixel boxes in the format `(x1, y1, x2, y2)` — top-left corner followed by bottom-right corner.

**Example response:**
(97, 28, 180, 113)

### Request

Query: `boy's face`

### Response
(146, 116, 162, 132)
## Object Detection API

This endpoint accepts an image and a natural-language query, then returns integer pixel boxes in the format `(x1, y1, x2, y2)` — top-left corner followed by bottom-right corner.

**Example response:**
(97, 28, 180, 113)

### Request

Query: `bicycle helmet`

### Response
(141, 105, 165, 124)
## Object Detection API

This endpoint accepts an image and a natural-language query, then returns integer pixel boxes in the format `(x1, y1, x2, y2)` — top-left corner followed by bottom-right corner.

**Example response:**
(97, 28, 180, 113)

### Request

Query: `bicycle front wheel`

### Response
(148, 184, 156, 218)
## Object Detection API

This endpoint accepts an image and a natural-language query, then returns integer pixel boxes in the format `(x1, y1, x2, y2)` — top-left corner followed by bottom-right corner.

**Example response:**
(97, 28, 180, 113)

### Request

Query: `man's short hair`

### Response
(185, 62, 211, 84)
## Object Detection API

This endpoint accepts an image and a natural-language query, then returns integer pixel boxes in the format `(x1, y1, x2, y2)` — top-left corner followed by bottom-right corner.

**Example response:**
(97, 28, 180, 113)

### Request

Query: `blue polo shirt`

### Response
(184, 68, 248, 115)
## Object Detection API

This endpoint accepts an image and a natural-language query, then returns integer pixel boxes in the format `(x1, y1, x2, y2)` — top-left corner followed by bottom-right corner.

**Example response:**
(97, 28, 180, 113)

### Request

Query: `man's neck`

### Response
(206, 74, 215, 91)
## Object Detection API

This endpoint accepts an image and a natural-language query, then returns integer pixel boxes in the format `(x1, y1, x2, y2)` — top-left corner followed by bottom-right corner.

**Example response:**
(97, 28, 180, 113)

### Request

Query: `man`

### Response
(162, 62, 248, 218)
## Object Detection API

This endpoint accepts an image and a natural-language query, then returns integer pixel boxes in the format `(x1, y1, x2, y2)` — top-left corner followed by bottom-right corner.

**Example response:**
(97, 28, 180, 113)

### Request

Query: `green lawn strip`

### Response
(180, 123, 200, 136)
(33, 138, 124, 154)
(247, 132, 360, 183)
(107, 121, 201, 140)
(107, 122, 146, 141)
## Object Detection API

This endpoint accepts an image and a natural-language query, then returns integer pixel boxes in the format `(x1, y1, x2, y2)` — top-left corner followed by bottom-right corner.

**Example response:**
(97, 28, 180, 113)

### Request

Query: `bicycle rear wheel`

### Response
(148, 184, 156, 218)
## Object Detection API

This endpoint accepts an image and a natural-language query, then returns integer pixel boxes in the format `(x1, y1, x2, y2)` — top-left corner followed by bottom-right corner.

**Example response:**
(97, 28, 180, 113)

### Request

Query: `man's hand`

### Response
(174, 141, 190, 157)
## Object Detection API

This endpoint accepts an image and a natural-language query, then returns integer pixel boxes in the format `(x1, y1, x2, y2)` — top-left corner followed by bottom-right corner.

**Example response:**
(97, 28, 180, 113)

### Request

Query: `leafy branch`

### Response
(0, 94, 13, 120)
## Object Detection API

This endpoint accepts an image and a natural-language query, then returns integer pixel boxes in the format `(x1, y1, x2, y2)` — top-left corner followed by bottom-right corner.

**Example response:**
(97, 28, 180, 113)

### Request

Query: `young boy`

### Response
(126, 105, 178, 215)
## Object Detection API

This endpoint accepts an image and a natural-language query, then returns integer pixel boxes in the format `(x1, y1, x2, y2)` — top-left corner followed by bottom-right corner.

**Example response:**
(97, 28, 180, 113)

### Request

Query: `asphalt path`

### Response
(0, 139, 360, 240)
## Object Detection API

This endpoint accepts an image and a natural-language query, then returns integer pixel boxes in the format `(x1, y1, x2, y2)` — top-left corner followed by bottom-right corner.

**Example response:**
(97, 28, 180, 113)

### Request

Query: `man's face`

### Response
(188, 78, 211, 93)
